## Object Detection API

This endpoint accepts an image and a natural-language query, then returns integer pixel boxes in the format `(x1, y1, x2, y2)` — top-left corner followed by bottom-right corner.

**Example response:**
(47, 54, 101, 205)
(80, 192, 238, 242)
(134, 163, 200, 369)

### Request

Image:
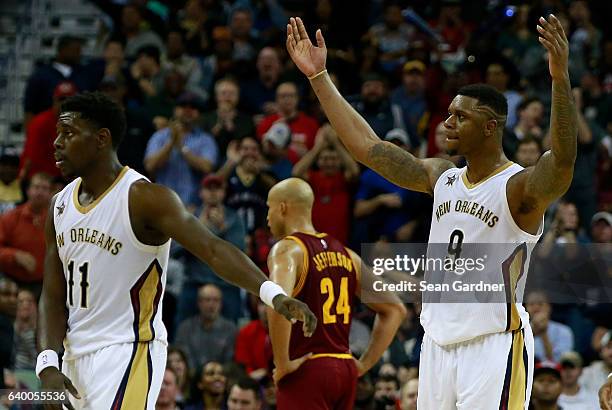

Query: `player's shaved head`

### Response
(268, 178, 314, 209)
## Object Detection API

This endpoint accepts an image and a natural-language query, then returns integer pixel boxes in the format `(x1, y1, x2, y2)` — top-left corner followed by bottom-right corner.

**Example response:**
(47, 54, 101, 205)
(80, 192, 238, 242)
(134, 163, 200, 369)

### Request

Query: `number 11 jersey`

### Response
(421, 162, 543, 346)
(53, 167, 170, 360)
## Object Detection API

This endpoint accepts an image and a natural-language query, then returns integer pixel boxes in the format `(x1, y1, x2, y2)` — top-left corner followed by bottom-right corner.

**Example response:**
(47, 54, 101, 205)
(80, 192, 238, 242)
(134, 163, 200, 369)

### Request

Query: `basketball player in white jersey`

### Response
(287, 15, 577, 409)
(37, 92, 317, 410)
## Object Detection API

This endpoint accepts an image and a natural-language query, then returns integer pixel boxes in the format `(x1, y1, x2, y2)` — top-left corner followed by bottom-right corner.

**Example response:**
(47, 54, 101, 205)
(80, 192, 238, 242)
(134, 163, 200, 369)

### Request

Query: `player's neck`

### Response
(284, 217, 316, 237)
(464, 149, 509, 185)
(78, 157, 124, 199)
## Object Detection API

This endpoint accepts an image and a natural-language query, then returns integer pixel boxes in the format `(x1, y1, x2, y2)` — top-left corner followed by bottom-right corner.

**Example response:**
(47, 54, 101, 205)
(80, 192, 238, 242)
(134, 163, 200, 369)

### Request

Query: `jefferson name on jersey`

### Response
(56, 228, 123, 255)
(435, 199, 500, 228)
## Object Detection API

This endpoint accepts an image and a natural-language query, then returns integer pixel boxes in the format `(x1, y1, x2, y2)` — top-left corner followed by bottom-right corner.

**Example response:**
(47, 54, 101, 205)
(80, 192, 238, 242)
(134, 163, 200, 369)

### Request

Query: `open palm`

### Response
(286, 17, 327, 78)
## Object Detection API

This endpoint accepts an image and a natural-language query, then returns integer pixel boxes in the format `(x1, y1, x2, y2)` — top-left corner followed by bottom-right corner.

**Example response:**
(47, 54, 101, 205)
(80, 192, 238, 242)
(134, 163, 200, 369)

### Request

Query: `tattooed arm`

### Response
(285, 17, 454, 195)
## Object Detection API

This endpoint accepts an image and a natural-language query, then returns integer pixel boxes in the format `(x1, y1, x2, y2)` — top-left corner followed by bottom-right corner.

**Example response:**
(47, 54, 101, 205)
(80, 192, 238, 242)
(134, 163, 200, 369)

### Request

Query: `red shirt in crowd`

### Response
(234, 319, 272, 374)
(19, 108, 61, 179)
(0, 202, 47, 283)
(256, 113, 319, 163)
(308, 170, 351, 245)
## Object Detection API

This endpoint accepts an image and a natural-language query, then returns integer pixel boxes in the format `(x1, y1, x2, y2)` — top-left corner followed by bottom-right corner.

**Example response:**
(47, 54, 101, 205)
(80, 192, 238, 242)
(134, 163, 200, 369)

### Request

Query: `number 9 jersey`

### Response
(53, 167, 170, 360)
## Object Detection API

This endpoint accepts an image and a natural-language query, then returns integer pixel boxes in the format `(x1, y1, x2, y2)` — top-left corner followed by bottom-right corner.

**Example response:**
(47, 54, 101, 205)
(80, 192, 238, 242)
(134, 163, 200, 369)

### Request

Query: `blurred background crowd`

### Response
(0, 0, 610, 408)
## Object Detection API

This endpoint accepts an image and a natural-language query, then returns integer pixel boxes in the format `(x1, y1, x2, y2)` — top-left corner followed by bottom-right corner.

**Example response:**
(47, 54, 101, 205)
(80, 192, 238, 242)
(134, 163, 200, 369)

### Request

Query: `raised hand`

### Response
(537, 14, 569, 80)
(286, 17, 327, 78)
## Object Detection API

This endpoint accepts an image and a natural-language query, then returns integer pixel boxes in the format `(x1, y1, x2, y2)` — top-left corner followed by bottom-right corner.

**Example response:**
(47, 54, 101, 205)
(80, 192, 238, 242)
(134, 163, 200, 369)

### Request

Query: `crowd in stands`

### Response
(1, 0, 611, 408)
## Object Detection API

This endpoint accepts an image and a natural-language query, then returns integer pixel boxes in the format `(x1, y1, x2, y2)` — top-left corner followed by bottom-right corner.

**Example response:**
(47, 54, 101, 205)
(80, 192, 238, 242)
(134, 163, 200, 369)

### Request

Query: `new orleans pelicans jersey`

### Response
(53, 167, 170, 359)
(421, 162, 543, 346)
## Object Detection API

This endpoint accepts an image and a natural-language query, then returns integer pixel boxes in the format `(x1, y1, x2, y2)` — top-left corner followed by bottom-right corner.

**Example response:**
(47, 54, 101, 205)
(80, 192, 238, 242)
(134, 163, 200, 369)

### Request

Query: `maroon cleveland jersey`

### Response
(285, 232, 357, 360)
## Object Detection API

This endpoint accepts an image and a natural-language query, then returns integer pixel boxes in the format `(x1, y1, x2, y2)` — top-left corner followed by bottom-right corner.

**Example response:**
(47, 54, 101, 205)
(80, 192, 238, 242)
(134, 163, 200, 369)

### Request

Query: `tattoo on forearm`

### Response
(550, 79, 577, 164)
(366, 142, 431, 193)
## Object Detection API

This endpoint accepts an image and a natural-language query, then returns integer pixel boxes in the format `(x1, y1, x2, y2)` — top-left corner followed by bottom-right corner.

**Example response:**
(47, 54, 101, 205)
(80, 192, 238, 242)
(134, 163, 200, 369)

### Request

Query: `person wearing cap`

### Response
(20, 81, 78, 180)
(261, 122, 294, 181)
(580, 330, 612, 397)
(347, 73, 397, 141)
(591, 212, 612, 243)
(256, 82, 320, 163)
(531, 361, 563, 410)
(391, 60, 428, 149)
(558, 351, 600, 409)
(144, 92, 218, 208)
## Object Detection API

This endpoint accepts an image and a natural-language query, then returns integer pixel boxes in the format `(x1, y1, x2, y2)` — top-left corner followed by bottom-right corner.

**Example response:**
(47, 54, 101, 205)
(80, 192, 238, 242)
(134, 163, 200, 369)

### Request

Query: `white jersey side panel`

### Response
(53, 167, 170, 359)
(421, 163, 543, 346)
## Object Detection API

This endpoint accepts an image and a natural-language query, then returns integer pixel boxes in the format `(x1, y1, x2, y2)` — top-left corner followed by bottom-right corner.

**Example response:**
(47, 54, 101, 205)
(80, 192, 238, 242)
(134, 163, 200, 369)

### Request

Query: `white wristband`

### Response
(36, 350, 59, 378)
(260, 280, 287, 308)
(608, 372, 612, 379)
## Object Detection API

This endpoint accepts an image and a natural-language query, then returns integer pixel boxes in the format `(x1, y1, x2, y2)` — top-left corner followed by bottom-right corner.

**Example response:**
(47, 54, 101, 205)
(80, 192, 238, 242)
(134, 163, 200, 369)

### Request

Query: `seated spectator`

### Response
(184, 361, 227, 410)
(355, 372, 376, 410)
(239, 47, 282, 116)
(348, 73, 397, 140)
(175, 284, 236, 369)
(391, 61, 429, 149)
(531, 362, 563, 410)
(167, 346, 192, 407)
(399, 378, 418, 410)
(227, 377, 262, 410)
(591, 212, 612, 243)
(144, 70, 187, 125)
(0, 151, 23, 214)
(292, 124, 359, 244)
(525, 291, 574, 362)
(558, 351, 600, 409)
(86, 36, 129, 91)
(366, 3, 415, 73)
(156, 367, 181, 410)
(0, 173, 52, 293)
(178, 0, 213, 56)
(485, 61, 523, 130)
(119, 3, 164, 58)
(201, 78, 255, 157)
(162, 29, 207, 102)
(131, 45, 165, 101)
(176, 174, 246, 324)
(234, 300, 270, 378)
(515, 136, 543, 168)
(229, 7, 261, 63)
(579, 330, 612, 395)
(144, 92, 218, 208)
(199, 27, 236, 96)
(0, 276, 17, 389)
(20, 81, 77, 180)
(12, 289, 37, 371)
(504, 97, 545, 158)
(374, 374, 400, 410)
(257, 82, 320, 163)
(261, 122, 293, 181)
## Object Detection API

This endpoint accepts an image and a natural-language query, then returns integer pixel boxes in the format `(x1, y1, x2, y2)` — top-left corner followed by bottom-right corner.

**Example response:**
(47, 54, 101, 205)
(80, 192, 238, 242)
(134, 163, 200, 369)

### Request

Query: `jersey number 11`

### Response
(67, 260, 90, 308)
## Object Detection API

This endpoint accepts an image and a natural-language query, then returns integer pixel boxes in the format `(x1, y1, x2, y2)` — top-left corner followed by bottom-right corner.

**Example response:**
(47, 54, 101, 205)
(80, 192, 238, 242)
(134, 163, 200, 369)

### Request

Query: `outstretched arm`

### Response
(286, 17, 453, 194)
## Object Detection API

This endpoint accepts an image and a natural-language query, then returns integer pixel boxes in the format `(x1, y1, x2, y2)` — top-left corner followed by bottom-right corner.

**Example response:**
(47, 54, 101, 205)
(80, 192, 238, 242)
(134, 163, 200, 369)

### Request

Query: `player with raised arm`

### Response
(287, 14, 577, 409)
(38, 92, 316, 410)
(265, 178, 406, 410)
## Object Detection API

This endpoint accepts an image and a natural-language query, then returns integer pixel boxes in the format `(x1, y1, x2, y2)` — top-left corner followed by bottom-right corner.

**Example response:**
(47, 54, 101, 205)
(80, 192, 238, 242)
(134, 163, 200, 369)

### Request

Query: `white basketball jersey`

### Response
(53, 167, 170, 359)
(421, 162, 543, 346)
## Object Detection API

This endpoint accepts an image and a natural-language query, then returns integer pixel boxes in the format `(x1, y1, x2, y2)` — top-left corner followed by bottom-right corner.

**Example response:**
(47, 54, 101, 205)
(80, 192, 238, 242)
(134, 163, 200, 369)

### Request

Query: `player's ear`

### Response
(280, 201, 287, 214)
(484, 119, 498, 137)
(97, 128, 113, 149)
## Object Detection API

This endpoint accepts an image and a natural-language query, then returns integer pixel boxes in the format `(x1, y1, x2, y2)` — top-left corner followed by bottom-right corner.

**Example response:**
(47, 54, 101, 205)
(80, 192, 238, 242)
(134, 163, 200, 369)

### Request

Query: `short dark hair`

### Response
(517, 135, 543, 152)
(376, 374, 399, 389)
(517, 96, 542, 114)
(137, 45, 161, 64)
(457, 84, 508, 119)
(60, 92, 126, 148)
(231, 377, 261, 400)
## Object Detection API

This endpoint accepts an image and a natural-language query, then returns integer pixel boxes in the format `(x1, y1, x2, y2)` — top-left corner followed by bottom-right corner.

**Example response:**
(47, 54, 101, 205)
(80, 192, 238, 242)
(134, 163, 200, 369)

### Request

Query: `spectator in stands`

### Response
(219, 137, 275, 235)
(200, 27, 236, 96)
(175, 284, 237, 369)
(579, 330, 612, 395)
(374, 374, 400, 410)
(234, 299, 270, 379)
(0, 150, 22, 215)
(504, 97, 545, 159)
(399, 378, 418, 410)
(391, 61, 428, 148)
(227, 377, 262, 410)
(591, 212, 612, 243)
(0, 276, 17, 389)
(23, 35, 92, 126)
(229, 7, 261, 63)
(131, 45, 165, 100)
(367, 3, 415, 73)
(20, 81, 77, 180)
(355, 373, 376, 410)
(176, 174, 246, 324)
(531, 362, 563, 410)
(178, 0, 213, 56)
(515, 136, 543, 168)
(525, 291, 574, 362)
(120, 3, 164, 58)
(144, 70, 187, 125)
(162, 29, 207, 102)
(485, 61, 523, 130)
(145, 92, 218, 208)
(201, 78, 255, 157)
(12, 289, 37, 371)
(0, 173, 52, 294)
(87, 37, 128, 90)
(496, 4, 539, 65)
(167, 346, 191, 407)
(185, 361, 227, 410)
(348, 73, 397, 140)
(261, 122, 293, 181)
(99, 74, 154, 175)
(558, 351, 600, 409)
(292, 124, 359, 244)
(156, 367, 180, 410)
(240, 47, 282, 116)
(257, 82, 319, 163)
(568, 1, 602, 76)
